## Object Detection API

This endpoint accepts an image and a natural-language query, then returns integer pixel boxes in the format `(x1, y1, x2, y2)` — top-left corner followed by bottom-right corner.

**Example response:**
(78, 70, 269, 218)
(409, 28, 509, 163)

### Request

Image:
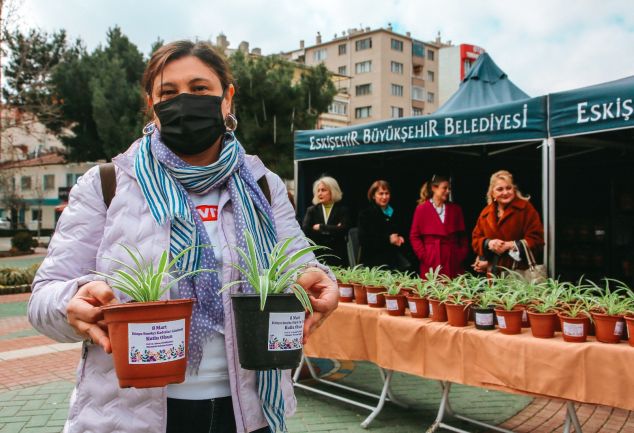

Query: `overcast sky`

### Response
(13, 0, 634, 96)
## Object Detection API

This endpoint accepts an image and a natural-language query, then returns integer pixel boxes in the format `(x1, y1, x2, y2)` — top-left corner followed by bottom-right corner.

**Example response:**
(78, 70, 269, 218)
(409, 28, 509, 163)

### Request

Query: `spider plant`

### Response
(528, 281, 562, 313)
(220, 231, 322, 313)
(94, 244, 211, 303)
(559, 300, 590, 319)
(585, 279, 632, 316)
(409, 278, 427, 298)
(494, 289, 523, 311)
(361, 266, 387, 287)
(472, 285, 498, 309)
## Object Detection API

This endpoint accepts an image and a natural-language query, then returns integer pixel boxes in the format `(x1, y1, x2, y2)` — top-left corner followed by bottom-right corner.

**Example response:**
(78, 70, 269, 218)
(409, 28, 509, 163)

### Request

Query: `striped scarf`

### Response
(134, 127, 287, 432)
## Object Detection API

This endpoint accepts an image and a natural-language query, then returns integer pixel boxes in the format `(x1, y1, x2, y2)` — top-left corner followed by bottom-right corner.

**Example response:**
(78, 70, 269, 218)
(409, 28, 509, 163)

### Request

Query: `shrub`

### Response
(11, 231, 34, 252)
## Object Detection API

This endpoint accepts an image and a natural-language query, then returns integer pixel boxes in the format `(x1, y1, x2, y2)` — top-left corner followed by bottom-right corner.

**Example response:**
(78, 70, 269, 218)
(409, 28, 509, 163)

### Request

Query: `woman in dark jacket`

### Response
(358, 180, 408, 270)
(302, 176, 349, 266)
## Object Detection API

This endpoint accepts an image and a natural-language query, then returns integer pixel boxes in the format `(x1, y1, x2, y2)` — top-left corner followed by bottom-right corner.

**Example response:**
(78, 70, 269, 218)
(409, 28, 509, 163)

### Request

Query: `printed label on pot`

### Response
(386, 299, 399, 311)
(497, 315, 507, 329)
(268, 312, 304, 351)
(408, 301, 417, 314)
(367, 292, 378, 304)
(128, 319, 186, 365)
(429, 303, 433, 315)
(475, 312, 494, 326)
(339, 286, 353, 298)
(614, 321, 625, 336)
(563, 322, 584, 337)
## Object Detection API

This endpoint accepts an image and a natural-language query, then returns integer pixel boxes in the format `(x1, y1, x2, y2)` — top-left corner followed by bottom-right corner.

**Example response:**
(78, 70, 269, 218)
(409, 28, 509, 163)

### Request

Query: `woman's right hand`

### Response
(67, 281, 119, 353)
(472, 259, 489, 273)
(389, 233, 405, 246)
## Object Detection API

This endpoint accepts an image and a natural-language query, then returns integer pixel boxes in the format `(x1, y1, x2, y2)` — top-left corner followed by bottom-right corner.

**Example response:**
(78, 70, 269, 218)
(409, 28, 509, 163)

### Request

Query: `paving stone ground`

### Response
(1, 293, 633, 433)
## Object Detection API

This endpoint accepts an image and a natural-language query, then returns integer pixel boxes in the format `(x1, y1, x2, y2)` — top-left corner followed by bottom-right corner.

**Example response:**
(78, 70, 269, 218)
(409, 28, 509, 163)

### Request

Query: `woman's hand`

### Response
(66, 281, 119, 353)
(487, 239, 509, 255)
(390, 233, 405, 247)
(312, 224, 320, 231)
(297, 267, 338, 344)
(472, 259, 489, 273)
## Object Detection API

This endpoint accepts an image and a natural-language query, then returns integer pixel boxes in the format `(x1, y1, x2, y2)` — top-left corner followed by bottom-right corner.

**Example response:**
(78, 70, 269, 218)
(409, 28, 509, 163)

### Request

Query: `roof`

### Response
(435, 52, 530, 114)
(0, 153, 66, 170)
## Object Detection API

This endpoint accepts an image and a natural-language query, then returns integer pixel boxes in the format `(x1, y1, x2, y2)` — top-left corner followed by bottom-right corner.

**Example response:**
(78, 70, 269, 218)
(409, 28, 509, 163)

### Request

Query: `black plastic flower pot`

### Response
(231, 293, 306, 370)
(473, 307, 496, 330)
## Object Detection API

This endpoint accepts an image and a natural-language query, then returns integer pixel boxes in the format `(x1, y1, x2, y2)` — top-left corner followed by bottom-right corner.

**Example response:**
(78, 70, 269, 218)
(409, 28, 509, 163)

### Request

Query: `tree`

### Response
(230, 52, 336, 178)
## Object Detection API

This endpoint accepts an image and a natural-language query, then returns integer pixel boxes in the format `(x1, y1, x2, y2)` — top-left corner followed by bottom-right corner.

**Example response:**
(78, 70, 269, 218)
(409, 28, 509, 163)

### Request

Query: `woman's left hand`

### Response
(297, 267, 339, 344)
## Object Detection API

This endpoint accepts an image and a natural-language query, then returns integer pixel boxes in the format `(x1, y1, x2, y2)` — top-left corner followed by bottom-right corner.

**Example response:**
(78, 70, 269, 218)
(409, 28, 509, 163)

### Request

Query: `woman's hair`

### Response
(312, 176, 343, 205)
(486, 170, 530, 204)
(367, 180, 390, 202)
(142, 40, 234, 114)
(418, 175, 450, 205)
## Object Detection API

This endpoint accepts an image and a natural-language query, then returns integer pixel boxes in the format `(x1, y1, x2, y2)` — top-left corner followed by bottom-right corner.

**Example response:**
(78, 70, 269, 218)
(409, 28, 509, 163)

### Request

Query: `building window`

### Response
(413, 41, 425, 57)
(412, 107, 424, 116)
(391, 38, 403, 52)
(338, 66, 347, 75)
(313, 48, 327, 62)
(355, 60, 372, 74)
(427, 70, 435, 82)
(355, 106, 372, 119)
(43, 174, 55, 190)
(427, 92, 435, 103)
(391, 84, 404, 97)
(356, 84, 372, 96)
(21, 176, 32, 190)
(355, 38, 372, 51)
(412, 86, 425, 101)
(338, 44, 346, 55)
(390, 61, 404, 74)
(390, 106, 404, 118)
(328, 101, 348, 115)
(427, 49, 435, 61)
(31, 209, 41, 221)
(66, 173, 81, 186)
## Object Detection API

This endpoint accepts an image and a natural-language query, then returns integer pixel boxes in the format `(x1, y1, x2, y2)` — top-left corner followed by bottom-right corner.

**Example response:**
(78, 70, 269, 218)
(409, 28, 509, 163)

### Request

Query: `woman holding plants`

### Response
(358, 180, 410, 270)
(28, 40, 338, 433)
(472, 170, 544, 275)
(302, 176, 349, 266)
(409, 175, 469, 278)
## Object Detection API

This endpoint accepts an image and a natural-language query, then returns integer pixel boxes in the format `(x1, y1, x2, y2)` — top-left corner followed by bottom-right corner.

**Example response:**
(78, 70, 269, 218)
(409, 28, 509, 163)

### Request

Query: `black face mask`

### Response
(154, 93, 226, 155)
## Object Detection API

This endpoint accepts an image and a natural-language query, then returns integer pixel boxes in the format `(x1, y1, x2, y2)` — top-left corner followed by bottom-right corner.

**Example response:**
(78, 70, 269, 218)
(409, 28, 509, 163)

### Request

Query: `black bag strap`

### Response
(257, 175, 272, 205)
(99, 163, 117, 209)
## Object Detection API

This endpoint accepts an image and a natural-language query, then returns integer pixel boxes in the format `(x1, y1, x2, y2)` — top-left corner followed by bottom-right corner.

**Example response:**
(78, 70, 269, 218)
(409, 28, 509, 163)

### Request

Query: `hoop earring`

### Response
(224, 113, 238, 132)
(142, 122, 155, 136)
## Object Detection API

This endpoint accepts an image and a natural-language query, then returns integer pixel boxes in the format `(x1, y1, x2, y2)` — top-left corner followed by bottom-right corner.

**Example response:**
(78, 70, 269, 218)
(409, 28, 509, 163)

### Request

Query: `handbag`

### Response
(513, 239, 547, 283)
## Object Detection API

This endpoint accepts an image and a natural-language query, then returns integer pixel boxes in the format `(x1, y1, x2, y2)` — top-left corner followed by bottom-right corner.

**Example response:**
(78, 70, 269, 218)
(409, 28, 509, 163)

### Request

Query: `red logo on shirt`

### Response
(196, 205, 218, 222)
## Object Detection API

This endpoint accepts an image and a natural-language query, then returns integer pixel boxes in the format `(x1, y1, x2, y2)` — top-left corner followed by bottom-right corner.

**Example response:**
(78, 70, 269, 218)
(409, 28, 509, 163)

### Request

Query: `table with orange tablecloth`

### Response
(303, 302, 634, 412)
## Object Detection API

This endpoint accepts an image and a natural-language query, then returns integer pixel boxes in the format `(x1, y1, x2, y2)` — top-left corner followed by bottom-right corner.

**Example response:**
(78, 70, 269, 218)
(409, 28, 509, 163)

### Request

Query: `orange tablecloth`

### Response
(304, 302, 634, 411)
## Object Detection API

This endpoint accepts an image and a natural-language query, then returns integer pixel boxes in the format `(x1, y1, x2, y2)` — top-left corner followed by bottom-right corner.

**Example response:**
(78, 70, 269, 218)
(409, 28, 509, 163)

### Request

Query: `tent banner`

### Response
(295, 97, 547, 160)
(549, 76, 634, 137)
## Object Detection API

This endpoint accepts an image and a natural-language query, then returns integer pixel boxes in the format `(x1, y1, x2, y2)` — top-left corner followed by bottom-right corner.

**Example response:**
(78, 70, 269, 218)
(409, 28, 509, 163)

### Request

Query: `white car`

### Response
(0, 217, 11, 230)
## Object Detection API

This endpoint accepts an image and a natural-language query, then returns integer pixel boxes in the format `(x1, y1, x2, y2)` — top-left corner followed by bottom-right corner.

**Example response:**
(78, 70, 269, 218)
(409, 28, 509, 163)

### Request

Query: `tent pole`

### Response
(548, 138, 556, 276)
(293, 160, 298, 201)
(542, 139, 549, 274)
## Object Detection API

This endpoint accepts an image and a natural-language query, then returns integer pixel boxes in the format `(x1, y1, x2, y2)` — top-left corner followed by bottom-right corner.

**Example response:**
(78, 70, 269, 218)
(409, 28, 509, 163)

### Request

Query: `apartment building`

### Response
(286, 26, 451, 127)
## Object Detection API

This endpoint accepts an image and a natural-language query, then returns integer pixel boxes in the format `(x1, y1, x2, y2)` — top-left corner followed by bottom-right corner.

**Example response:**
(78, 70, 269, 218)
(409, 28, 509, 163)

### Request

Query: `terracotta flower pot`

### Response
(338, 283, 354, 303)
(385, 294, 407, 316)
(473, 307, 496, 330)
(527, 311, 557, 338)
(558, 313, 590, 343)
(445, 302, 469, 327)
(406, 295, 429, 318)
(365, 286, 386, 308)
(399, 287, 415, 297)
(625, 316, 634, 347)
(102, 299, 194, 388)
(353, 284, 367, 304)
(428, 298, 447, 322)
(591, 312, 625, 344)
(495, 308, 524, 335)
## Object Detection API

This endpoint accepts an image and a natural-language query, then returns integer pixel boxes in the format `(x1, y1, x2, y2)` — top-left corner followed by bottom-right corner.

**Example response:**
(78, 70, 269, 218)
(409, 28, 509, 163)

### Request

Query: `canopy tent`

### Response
(435, 52, 530, 114)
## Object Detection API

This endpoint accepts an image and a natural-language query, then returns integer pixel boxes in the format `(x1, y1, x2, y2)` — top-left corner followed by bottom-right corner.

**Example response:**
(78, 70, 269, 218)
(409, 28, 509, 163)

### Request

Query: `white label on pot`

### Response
(268, 312, 304, 351)
(563, 322, 584, 337)
(128, 319, 186, 365)
(367, 292, 378, 304)
(475, 312, 494, 326)
(339, 286, 353, 298)
(386, 299, 399, 311)
(429, 303, 434, 315)
(614, 321, 625, 336)
(408, 301, 417, 314)
(522, 310, 528, 322)
(497, 315, 507, 329)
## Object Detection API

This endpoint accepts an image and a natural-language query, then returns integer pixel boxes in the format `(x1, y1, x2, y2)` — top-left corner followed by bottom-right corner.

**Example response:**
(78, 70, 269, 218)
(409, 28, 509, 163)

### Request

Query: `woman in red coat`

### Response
(472, 170, 544, 274)
(409, 175, 469, 278)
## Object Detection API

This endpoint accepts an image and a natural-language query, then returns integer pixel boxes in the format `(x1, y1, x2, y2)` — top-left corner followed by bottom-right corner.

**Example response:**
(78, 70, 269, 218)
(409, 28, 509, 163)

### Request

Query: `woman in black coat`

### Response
(358, 180, 409, 270)
(302, 176, 349, 266)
